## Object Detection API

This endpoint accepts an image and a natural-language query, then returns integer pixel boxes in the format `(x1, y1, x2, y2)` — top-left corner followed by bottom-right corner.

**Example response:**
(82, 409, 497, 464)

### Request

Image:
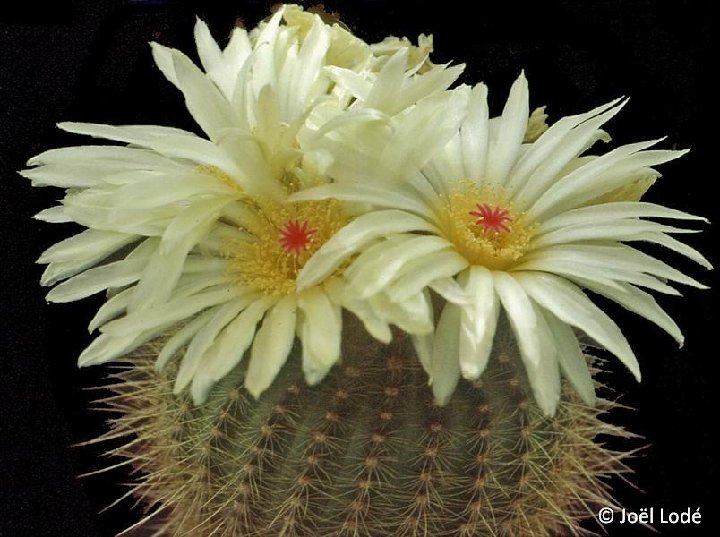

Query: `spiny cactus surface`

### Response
(92, 320, 634, 537)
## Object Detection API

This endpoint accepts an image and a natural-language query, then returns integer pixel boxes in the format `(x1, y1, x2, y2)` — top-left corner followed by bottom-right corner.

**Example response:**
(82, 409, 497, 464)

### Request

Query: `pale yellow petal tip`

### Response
(172, 377, 188, 397)
(539, 401, 560, 418)
(460, 363, 481, 380)
(191, 375, 214, 406)
(244, 379, 266, 400)
(56, 121, 75, 132)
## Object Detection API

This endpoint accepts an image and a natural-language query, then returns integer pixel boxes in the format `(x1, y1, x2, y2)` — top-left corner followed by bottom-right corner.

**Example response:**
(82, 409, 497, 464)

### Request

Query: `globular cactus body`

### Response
(96, 321, 632, 537)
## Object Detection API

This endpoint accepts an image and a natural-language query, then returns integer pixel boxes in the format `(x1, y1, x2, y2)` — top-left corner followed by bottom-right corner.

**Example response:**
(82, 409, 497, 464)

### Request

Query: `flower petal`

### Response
(244, 295, 298, 399)
(459, 266, 499, 379)
(175, 296, 254, 397)
(517, 272, 640, 380)
(509, 98, 625, 202)
(541, 310, 596, 406)
(199, 295, 277, 385)
(493, 271, 540, 366)
(297, 210, 438, 289)
(298, 288, 342, 385)
(522, 303, 562, 416)
(431, 303, 461, 405)
(484, 72, 529, 185)
(460, 83, 489, 180)
(575, 278, 683, 345)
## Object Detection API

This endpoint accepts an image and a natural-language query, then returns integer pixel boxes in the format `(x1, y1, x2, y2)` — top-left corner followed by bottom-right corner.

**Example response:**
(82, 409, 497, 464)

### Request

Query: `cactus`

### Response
(91, 316, 634, 537)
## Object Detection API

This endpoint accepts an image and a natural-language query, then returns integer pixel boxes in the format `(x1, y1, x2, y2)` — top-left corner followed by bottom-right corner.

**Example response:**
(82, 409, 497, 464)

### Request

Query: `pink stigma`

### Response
(279, 219, 317, 253)
(469, 203, 512, 234)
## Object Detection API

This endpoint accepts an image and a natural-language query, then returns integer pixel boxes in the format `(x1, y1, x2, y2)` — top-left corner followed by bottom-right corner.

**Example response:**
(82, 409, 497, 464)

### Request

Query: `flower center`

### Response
(223, 199, 348, 296)
(437, 183, 536, 270)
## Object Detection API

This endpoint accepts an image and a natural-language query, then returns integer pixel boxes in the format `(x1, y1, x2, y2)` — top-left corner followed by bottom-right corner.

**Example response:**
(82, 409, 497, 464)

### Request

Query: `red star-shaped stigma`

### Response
(469, 203, 512, 234)
(279, 219, 317, 253)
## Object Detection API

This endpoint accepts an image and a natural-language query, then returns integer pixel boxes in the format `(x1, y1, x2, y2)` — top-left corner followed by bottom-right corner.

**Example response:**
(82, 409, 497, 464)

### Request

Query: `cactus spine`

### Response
(92, 318, 633, 536)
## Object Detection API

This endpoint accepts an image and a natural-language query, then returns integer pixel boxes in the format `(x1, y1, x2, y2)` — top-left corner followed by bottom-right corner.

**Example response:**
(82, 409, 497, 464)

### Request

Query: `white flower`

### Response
(293, 72, 711, 415)
(24, 6, 464, 404)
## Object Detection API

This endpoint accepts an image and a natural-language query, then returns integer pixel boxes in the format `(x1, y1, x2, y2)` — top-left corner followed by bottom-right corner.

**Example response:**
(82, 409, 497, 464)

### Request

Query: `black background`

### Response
(0, 1, 716, 536)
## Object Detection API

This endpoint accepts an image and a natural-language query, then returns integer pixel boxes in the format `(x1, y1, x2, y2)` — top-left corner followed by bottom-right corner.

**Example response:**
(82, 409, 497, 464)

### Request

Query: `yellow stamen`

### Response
(223, 199, 348, 296)
(435, 181, 536, 270)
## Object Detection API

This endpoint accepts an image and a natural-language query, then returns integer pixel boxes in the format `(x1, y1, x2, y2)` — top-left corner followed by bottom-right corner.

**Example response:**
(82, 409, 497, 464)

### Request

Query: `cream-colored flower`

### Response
(24, 6, 464, 404)
(293, 72, 710, 415)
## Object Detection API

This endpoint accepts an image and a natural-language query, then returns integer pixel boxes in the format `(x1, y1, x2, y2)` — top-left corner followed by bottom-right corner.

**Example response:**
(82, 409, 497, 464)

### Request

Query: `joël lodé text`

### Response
(616, 506, 702, 525)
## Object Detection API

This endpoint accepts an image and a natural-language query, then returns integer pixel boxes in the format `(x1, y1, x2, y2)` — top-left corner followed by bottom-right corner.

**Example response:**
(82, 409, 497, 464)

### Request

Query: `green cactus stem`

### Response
(89, 317, 635, 536)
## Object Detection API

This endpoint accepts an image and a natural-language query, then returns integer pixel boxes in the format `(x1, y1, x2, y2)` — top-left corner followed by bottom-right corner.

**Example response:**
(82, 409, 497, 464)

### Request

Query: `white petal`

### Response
(429, 277, 470, 305)
(34, 207, 71, 223)
(532, 140, 687, 219)
(509, 98, 625, 202)
(175, 296, 253, 395)
(533, 219, 696, 248)
(395, 62, 464, 113)
(102, 285, 239, 337)
(369, 290, 434, 336)
(297, 210, 438, 289)
(78, 324, 169, 367)
(412, 333, 434, 378)
(381, 90, 468, 183)
(244, 295, 298, 398)
(215, 130, 285, 199)
(541, 310, 596, 406)
(519, 241, 705, 291)
(539, 201, 708, 233)
(348, 235, 452, 298)
(326, 65, 372, 101)
(517, 272, 640, 380)
(576, 278, 683, 345)
(38, 229, 135, 265)
(431, 303, 462, 405)
(150, 42, 239, 140)
(460, 83, 489, 180)
(192, 18, 228, 95)
(459, 266, 499, 379)
(484, 72, 529, 185)
(156, 310, 216, 370)
(522, 302, 561, 416)
(386, 250, 469, 303)
(514, 253, 681, 296)
(88, 287, 133, 332)
(286, 16, 330, 120)
(45, 256, 147, 303)
(627, 232, 712, 270)
(128, 198, 230, 312)
(323, 278, 392, 344)
(493, 271, 540, 366)
(249, 9, 283, 94)
(200, 295, 276, 384)
(58, 122, 240, 174)
(289, 182, 433, 219)
(298, 288, 342, 384)
(364, 48, 409, 112)
(194, 17, 222, 68)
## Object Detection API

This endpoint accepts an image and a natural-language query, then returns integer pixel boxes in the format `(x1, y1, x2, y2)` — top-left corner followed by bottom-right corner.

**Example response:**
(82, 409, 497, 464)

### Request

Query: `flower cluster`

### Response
(25, 4, 708, 414)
